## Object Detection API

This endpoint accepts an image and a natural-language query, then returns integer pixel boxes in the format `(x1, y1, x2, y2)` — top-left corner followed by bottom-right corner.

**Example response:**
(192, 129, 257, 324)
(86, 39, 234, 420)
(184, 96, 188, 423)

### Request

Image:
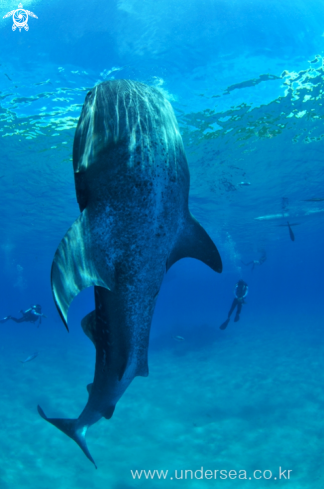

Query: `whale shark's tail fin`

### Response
(167, 213, 222, 273)
(37, 405, 97, 469)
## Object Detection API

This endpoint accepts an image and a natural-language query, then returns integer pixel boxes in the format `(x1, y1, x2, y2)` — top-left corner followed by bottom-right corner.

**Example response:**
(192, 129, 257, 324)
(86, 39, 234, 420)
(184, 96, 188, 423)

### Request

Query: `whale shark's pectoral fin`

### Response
(51, 213, 114, 330)
(37, 405, 97, 469)
(167, 214, 222, 273)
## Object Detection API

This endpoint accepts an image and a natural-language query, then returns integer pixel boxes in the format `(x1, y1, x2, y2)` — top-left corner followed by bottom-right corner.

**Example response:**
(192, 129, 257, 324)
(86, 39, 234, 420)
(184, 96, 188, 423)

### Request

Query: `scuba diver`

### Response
(0, 304, 46, 327)
(220, 280, 248, 330)
(242, 250, 267, 271)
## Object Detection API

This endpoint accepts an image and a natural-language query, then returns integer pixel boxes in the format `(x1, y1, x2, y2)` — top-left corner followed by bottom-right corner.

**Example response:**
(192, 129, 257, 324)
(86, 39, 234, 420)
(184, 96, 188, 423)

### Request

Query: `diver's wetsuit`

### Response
(228, 281, 248, 322)
(0, 306, 45, 327)
(220, 280, 248, 330)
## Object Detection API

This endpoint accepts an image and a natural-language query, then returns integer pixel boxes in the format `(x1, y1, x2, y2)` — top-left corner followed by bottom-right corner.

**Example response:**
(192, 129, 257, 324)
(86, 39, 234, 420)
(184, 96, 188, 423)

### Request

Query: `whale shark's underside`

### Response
(37, 79, 222, 467)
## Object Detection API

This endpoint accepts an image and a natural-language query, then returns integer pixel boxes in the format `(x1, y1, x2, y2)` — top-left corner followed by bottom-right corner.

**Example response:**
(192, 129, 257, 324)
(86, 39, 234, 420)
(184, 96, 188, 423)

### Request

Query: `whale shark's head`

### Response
(73, 80, 184, 175)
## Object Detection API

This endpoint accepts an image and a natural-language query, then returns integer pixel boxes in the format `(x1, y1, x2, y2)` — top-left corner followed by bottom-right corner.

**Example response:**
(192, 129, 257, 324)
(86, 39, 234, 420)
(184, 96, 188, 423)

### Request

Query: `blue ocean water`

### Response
(1, 0, 324, 486)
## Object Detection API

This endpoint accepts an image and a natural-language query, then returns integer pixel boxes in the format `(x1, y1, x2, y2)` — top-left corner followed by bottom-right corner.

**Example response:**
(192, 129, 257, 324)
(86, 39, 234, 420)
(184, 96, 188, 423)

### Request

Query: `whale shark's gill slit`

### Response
(37, 405, 97, 469)
(74, 172, 89, 212)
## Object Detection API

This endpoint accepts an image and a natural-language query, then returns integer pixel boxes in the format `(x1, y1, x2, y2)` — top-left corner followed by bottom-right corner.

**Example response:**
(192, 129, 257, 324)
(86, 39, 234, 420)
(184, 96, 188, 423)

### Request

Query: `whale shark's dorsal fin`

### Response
(166, 214, 222, 273)
(51, 214, 114, 331)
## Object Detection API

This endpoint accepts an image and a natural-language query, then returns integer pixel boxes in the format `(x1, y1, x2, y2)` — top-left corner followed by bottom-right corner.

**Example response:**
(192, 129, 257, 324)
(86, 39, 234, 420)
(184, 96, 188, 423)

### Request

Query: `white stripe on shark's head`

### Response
(74, 80, 183, 174)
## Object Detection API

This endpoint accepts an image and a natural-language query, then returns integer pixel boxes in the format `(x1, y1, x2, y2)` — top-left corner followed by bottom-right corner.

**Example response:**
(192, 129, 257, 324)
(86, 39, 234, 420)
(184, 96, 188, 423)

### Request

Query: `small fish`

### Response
(4, 73, 12, 81)
(239, 181, 251, 186)
(35, 79, 52, 86)
(20, 351, 38, 363)
(173, 335, 185, 341)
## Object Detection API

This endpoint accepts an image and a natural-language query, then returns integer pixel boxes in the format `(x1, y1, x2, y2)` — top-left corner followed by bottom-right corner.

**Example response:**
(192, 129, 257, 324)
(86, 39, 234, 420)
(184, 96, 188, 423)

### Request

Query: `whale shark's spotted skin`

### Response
(37, 80, 222, 468)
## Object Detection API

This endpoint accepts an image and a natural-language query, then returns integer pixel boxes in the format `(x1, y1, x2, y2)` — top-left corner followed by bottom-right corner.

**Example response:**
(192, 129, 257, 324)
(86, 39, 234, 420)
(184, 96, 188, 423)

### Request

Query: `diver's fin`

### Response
(51, 212, 115, 330)
(37, 405, 97, 469)
(86, 383, 93, 395)
(220, 318, 230, 330)
(166, 213, 222, 273)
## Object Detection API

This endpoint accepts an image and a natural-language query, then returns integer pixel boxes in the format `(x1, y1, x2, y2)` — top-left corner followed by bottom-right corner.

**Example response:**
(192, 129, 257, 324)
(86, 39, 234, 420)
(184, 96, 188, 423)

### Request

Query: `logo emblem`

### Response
(3, 3, 38, 32)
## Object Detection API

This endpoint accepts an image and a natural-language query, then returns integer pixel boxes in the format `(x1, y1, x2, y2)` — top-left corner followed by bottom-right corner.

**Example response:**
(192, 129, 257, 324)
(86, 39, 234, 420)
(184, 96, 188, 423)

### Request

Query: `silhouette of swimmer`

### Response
(242, 251, 266, 271)
(220, 280, 248, 330)
(287, 222, 295, 241)
(277, 221, 299, 241)
(0, 304, 46, 327)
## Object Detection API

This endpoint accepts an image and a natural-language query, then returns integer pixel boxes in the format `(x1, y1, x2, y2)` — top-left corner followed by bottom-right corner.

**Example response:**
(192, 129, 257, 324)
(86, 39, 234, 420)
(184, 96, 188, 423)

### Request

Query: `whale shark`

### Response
(37, 79, 222, 468)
